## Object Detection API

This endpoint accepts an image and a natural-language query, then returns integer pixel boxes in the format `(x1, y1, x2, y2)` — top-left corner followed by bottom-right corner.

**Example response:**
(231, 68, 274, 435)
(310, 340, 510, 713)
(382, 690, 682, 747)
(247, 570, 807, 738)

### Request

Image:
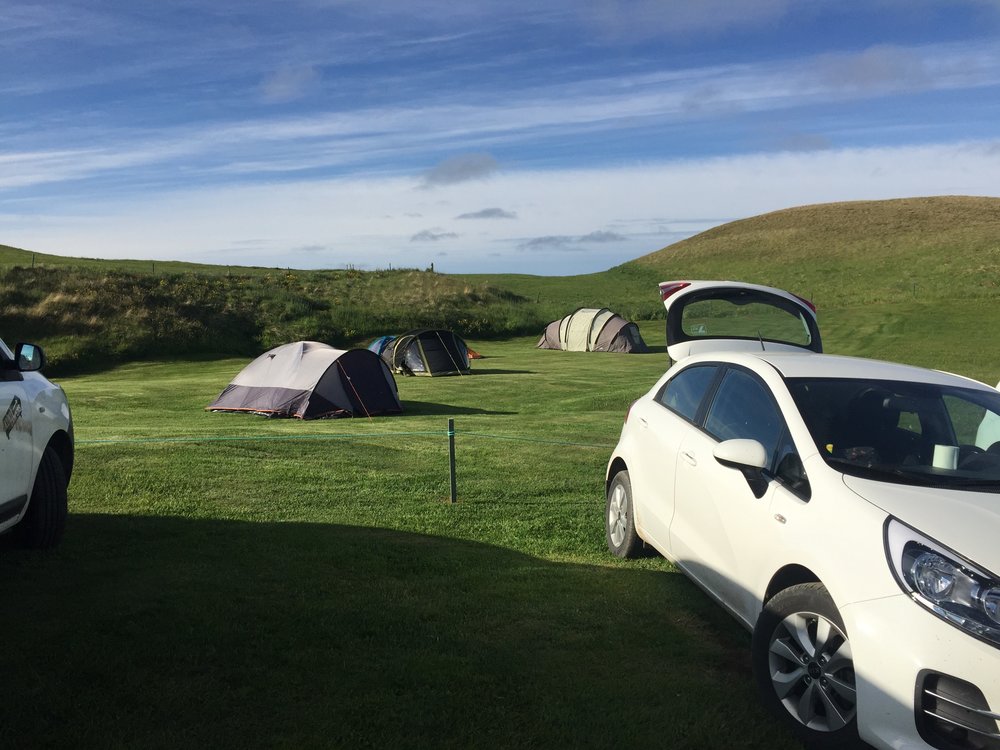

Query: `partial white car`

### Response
(605, 281, 1000, 750)
(1, 336, 73, 548)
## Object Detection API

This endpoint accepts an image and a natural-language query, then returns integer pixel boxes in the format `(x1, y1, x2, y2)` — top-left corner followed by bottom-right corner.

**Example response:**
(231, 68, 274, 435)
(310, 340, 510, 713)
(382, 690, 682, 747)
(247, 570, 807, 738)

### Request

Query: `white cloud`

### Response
(260, 65, 321, 103)
(3, 140, 998, 274)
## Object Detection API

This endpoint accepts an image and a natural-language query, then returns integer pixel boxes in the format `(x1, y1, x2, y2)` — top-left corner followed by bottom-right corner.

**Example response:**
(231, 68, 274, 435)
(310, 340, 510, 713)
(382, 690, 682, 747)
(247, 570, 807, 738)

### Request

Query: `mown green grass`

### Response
(1, 325, 798, 749)
(3, 195, 998, 747)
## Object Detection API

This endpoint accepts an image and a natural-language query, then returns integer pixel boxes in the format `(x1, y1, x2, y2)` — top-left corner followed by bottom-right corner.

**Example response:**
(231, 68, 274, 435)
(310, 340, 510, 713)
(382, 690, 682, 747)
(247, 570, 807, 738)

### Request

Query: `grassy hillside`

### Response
(616, 196, 1000, 381)
(4, 195, 1000, 379)
(625, 195, 1000, 306)
(0, 264, 540, 373)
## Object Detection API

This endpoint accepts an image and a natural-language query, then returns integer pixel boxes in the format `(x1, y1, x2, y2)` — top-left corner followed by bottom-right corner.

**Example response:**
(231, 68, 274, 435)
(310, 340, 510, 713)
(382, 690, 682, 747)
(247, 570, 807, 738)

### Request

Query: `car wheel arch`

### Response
(46, 430, 74, 484)
(606, 457, 628, 491)
(763, 564, 821, 609)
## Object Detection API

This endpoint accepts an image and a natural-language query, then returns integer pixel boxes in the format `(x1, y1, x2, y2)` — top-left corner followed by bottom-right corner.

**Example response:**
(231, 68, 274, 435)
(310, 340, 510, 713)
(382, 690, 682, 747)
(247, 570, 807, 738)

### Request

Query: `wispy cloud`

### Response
(579, 230, 626, 243)
(421, 154, 499, 187)
(260, 65, 321, 103)
(519, 229, 626, 251)
(519, 235, 574, 250)
(456, 207, 517, 219)
(817, 45, 931, 92)
(411, 228, 459, 242)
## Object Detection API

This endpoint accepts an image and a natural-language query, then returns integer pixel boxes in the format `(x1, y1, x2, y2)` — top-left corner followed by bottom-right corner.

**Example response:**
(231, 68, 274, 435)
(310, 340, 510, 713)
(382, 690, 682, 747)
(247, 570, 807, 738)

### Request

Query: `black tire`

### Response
(751, 583, 865, 749)
(15, 446, 68, 550)
(605, 470, 643, 558)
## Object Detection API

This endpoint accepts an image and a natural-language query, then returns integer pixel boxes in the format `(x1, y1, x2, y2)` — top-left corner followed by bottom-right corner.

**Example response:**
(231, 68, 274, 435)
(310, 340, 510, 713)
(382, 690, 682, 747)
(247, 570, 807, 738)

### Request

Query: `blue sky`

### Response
(3, 1, 1000, 274)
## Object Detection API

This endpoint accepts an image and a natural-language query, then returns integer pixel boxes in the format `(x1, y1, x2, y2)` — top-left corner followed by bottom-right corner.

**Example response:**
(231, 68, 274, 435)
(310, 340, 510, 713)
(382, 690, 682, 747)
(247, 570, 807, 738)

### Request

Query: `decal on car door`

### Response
(3, 396, 22, 438)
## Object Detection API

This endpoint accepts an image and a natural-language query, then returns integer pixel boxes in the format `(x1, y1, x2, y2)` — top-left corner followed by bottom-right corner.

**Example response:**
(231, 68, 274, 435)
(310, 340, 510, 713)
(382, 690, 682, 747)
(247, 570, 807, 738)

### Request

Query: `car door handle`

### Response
(681, 450, 697, 466)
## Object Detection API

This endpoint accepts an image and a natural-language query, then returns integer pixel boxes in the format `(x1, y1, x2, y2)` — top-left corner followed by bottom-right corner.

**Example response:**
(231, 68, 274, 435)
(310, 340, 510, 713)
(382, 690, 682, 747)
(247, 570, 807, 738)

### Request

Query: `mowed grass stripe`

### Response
(1, 330, 799, 748)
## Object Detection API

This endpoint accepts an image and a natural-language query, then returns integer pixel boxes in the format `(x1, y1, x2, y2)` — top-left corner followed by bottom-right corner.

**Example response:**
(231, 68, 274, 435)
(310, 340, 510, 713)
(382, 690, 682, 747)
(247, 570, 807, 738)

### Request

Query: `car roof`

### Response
(681, 350, 994, 391)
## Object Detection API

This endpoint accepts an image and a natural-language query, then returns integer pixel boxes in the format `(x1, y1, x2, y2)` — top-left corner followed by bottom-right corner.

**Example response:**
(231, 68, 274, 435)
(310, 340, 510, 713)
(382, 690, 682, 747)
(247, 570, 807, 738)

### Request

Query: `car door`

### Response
(629, 363, 720, 550)
(668, 365, 793, 626)
(0, 341, 33, 522)
(659, 280, 822, 361)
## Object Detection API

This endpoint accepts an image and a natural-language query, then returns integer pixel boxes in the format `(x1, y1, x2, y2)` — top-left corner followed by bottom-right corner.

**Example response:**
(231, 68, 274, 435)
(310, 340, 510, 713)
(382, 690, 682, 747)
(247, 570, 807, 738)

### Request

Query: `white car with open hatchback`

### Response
(605, 281, 1000, 749)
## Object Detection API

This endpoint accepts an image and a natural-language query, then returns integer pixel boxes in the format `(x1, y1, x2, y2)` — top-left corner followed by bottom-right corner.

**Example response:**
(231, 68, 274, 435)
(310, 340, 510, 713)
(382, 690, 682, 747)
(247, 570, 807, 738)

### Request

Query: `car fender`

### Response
(754, 460, 898, 621)
(19, 373, 73, 516)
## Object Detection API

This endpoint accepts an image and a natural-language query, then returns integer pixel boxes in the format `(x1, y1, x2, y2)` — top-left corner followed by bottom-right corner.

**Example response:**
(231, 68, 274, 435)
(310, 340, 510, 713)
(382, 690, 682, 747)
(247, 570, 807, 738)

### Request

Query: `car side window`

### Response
(704, 368, 784, 467)
(656, 365, 718, 422)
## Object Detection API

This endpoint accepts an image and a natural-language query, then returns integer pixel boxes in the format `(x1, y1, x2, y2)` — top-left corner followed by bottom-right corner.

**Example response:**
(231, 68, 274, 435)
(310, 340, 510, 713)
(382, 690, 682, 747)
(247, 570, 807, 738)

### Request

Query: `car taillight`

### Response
(658, 281, 691, 302)
(791, 292, 817, 313)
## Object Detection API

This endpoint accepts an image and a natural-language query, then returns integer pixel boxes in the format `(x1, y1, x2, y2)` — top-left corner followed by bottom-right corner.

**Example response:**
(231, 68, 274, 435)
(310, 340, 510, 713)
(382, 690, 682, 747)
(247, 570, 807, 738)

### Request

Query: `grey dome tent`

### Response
(381, 329, 470, 376)
(207, 341, 402, 419)
(537, 308, 648, 353)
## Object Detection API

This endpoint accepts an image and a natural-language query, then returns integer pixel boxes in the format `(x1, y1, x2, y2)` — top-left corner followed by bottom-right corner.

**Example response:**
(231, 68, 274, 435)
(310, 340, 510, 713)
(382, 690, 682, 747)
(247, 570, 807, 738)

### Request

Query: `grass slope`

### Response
(5, 195, 1000, 380)
(621, 196, 1000, 382)
(627, 196, 1000, 306)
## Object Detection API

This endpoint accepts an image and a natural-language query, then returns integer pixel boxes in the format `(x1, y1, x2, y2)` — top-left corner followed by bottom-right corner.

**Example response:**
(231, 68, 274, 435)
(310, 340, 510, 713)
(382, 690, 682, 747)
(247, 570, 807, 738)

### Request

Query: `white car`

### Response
(1, 336, 73, 548)
(605, 281, 1000, 750)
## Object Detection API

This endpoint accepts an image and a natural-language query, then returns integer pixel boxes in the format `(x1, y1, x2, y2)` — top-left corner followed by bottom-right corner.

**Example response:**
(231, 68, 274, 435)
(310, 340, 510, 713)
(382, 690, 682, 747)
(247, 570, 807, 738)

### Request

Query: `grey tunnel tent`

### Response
(207, 341, 402, 419)
(537, 308, 649, 353)
(380, 329, 471, 376)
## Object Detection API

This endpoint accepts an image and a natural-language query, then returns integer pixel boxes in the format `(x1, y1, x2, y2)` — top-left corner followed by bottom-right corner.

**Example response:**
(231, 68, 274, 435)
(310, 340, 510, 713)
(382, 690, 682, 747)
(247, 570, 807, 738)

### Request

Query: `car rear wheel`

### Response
(15, 446, 68, 549)
(605, 470, 642, 558)
(751, 583, 864, 749)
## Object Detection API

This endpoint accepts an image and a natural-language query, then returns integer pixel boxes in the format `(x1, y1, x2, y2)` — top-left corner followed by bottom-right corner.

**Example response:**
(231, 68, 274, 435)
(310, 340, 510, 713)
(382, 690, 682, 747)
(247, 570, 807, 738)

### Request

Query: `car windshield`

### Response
(787, 377, 1000, 491)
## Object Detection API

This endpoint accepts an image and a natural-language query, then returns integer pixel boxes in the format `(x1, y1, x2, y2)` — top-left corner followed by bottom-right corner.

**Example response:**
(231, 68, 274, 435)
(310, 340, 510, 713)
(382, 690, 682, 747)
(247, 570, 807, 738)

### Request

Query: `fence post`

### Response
(448, 418, 457, 504)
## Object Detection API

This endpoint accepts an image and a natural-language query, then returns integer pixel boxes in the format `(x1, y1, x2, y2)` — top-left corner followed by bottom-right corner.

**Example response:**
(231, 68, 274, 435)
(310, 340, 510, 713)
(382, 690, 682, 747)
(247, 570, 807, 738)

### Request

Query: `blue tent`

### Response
(368, 335, 397, 357)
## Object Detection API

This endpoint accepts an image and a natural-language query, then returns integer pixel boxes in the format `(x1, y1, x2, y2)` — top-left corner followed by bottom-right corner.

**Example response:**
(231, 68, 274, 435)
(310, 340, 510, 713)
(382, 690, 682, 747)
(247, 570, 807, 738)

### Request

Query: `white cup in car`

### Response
(933, 444, 959, 469)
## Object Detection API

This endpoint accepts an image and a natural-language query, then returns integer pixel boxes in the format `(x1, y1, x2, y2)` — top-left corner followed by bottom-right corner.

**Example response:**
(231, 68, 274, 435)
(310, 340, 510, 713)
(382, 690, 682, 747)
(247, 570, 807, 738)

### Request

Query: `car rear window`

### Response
(680, 296, 814, 346)
(657, 365, 717, 421)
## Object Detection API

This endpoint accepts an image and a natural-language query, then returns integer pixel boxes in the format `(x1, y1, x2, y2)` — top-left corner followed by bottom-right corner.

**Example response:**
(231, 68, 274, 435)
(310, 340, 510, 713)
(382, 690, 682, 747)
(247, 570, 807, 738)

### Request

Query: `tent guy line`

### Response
(75, 429, 615, 450)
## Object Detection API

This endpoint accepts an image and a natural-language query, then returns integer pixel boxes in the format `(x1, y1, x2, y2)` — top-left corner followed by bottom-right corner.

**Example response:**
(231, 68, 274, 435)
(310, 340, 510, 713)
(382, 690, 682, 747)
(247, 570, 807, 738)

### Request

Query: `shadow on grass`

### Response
(0, 515, 795, 750)
(468, 368, 535, 375)
(400, 400, 516, 416)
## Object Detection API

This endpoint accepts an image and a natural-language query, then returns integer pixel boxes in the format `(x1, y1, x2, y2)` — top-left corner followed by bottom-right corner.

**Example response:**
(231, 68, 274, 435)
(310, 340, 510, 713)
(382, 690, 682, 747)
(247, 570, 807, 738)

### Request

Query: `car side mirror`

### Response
(15, 342, 46, 372)
(714, 439, 769, 499)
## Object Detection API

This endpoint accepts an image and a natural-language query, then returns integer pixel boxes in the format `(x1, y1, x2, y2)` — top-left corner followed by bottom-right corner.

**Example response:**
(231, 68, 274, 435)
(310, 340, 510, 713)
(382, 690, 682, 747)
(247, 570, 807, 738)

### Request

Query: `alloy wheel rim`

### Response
(767, 611, 857, 732)
(608, 483, 627, 547)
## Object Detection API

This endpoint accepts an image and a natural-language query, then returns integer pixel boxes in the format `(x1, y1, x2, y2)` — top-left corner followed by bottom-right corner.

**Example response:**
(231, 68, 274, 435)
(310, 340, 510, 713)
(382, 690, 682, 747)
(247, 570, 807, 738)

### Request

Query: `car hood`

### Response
(843, 475, 1000, 572)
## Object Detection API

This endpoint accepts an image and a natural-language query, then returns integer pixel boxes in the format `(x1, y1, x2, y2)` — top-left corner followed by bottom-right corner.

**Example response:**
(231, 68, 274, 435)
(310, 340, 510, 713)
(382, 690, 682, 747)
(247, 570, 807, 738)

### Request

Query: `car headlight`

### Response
(885, 518, 1000, 648)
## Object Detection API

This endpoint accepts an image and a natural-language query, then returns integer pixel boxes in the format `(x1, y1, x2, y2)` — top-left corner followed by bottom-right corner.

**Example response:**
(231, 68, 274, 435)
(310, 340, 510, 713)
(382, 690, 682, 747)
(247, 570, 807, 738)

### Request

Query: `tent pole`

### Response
(448, 418, 457, 504)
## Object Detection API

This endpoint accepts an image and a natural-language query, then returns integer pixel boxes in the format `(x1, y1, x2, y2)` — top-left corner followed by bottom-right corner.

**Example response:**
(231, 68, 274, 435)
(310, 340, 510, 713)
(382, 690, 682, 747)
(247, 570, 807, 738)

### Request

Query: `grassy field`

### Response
(2, 324, 799, 749)
(3, 195, 999, 746)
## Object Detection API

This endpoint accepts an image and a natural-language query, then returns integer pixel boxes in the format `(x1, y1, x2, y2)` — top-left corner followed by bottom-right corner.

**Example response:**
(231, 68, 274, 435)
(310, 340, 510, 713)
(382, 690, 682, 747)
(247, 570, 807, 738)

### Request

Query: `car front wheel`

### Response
(751, 583, 864, 749)
(605, 470, 642, 558)
(15, 446, 68, 549)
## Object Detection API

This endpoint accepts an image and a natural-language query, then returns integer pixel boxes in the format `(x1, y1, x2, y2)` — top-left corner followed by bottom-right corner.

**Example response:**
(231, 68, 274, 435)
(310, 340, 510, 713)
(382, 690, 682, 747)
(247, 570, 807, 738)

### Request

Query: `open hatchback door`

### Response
(659, 280, 822, 361)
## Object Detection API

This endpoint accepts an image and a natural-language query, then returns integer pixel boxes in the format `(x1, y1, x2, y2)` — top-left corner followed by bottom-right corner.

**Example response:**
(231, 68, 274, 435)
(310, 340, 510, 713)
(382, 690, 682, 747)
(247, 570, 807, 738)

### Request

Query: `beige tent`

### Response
(207, 341, 402, 419)
(537, 308, 648, 353)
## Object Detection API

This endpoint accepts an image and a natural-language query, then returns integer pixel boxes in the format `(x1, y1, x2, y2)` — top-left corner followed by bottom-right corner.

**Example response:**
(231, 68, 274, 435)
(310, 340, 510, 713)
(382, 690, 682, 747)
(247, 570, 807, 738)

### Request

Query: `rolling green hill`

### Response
(464, 196, 1000, 381)
(626, 195, 1000, 306)
(3, 195, 999, 379)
